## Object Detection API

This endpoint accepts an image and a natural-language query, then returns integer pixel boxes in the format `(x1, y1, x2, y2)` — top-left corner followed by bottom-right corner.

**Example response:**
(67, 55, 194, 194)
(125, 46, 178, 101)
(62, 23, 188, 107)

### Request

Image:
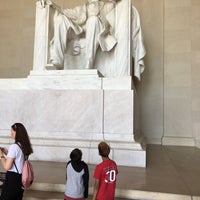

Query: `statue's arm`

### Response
(38, 0, 52, 8)
(37, 0, 65, 14)
(62, 5, 87, 25)
(39, 0, 45, 7)
(37, 0, 86, 25)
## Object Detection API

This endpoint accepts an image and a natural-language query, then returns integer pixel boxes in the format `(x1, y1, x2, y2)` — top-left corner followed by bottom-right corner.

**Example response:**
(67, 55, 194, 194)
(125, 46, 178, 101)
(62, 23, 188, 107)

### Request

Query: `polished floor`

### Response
(2, 144, 200, 199)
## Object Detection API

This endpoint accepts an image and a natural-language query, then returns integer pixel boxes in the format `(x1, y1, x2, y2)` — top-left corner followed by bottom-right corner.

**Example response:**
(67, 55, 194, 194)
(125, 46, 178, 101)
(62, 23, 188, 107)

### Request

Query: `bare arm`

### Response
(92, 179, 99, 200)
(0, 148, 14, 171)
(0, 156, 14, 171)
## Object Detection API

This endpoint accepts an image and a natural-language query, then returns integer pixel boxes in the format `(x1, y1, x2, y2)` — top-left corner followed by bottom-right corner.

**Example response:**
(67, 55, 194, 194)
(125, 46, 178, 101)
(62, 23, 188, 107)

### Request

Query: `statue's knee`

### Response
(54, 14, 70, 31)
(56, 14, 64, 24)
(87, 16, 100, 24)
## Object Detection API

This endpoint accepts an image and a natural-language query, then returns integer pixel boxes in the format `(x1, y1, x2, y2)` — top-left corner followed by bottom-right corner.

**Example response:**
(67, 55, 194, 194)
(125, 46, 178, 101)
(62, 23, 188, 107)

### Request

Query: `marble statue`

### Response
(34, 0, 146, 79)
(44, 0, 117, 69)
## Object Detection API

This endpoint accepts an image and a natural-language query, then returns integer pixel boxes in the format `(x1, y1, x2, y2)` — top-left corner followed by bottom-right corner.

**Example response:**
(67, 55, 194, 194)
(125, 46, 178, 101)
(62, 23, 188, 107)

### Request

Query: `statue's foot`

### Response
(54, 64, 63, 70)
(49, 60, 64, 70)
(45, 64, 57, 70)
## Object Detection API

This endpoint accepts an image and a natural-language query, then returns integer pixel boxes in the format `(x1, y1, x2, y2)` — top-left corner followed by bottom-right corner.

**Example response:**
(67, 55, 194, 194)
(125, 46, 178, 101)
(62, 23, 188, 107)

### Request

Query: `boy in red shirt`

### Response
(93, 141, 118, 200)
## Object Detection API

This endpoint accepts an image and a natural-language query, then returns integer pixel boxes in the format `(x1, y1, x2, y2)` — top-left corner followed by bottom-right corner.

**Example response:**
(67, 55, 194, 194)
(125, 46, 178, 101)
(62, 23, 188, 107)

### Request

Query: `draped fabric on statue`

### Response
(33, 0, 146, 79)
(131, 6, 146, 80)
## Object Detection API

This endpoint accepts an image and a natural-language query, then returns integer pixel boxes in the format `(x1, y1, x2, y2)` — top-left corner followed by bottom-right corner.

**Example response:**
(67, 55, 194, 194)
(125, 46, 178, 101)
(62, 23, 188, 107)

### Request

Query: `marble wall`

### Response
(163, 0, 200, 147)
(0, 0, 200, 147)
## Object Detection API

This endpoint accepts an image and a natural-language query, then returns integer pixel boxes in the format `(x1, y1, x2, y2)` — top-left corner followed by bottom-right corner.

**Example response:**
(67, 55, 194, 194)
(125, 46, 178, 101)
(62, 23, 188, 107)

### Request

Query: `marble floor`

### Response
(2, 144, 200, 199)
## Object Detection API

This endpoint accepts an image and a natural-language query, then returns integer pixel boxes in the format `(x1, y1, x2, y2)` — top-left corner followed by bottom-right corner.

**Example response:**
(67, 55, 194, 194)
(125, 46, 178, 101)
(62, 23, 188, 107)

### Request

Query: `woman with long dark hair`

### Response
(0, 123, 33, 200)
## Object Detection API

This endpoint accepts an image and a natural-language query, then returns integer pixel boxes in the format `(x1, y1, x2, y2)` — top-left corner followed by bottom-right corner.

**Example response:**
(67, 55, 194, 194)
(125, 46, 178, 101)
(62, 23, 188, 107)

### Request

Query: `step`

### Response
(23, 190, 131, 200)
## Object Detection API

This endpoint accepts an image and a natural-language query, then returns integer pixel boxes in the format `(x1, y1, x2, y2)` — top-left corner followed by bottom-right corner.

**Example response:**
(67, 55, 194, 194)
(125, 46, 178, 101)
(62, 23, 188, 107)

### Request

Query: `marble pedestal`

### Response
(0, 70, 146, 167)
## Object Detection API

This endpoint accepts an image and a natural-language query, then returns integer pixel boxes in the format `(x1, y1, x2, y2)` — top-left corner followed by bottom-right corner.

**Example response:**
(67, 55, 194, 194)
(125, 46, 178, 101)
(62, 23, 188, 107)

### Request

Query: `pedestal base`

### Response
(0, 70, 146, 167)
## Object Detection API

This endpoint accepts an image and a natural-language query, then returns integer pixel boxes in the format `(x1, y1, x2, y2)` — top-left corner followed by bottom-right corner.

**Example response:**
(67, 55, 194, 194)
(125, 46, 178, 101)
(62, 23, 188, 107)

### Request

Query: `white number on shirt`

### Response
(105, 170, 116, 183)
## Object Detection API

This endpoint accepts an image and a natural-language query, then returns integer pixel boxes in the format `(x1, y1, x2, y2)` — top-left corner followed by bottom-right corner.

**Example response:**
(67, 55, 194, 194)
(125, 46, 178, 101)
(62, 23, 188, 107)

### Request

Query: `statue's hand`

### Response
(40, 0, 45, 7)
(39, 0, 52, 8)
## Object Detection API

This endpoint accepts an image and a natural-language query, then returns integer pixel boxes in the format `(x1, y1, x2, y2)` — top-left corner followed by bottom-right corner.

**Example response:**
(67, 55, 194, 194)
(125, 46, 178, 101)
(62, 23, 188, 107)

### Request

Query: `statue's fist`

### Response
(39, 0, 52, 7)
(39, 0, 45, 7)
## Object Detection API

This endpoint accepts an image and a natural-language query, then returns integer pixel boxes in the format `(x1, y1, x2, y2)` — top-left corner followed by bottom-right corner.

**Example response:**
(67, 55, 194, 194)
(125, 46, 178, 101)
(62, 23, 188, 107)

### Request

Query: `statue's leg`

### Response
(50, 14, 72, 69)
(85, 16, 103, 69)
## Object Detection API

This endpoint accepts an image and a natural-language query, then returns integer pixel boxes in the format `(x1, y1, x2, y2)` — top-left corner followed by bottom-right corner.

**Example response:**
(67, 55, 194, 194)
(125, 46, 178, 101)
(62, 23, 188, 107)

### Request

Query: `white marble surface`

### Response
(28, 69, 102, 89)
(102, 76, 133, 89)
(28, 70, 133, 90)
(0, 90, 103, 133)
(104, 90, 134, 139)
(0, 74, 145, 167)
(29, 69, 102, 76)
(0, 78, 28, 89)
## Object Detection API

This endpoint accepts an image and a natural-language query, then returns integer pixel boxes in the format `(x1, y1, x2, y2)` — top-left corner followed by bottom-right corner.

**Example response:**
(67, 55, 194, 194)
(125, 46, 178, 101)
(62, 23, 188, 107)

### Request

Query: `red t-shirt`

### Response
(93, 159, 118, 200)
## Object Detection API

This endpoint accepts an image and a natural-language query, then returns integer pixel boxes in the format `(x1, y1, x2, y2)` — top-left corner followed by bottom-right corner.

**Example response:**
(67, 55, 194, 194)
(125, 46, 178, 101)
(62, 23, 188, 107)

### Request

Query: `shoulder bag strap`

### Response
(13, 161, 19, 174)
(13, 143, 23, 174)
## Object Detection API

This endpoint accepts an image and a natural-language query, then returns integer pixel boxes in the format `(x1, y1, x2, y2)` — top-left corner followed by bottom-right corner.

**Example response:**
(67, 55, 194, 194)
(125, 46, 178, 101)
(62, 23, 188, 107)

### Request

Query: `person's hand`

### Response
(0, 149, 4, 157)
(0, 147, 8, 155)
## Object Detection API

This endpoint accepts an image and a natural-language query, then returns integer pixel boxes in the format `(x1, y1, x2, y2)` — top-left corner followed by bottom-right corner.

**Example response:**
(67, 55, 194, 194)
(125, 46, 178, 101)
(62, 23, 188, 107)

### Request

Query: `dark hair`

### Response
(11, 123, 33, 156)
(70, 148, 82, 162)
(98, 141, 110, 157)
